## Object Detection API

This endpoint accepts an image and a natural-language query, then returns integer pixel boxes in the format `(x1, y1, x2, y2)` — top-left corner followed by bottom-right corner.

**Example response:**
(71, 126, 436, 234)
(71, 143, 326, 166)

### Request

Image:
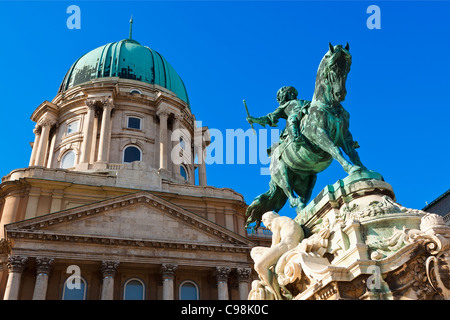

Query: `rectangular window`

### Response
(67, 120, 80, 134)
(127, 117, 141, 130)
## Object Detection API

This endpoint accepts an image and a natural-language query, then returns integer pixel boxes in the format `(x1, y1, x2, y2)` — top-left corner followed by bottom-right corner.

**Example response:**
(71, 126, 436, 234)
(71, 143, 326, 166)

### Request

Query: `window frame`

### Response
(122, 145, 143, 163)
(61, 276, 87, 300)
(60, 149, 76, 169)
(179, 280, 199, 300)
(127, 116, 142, 130)
(66, 118, 81, 136)
(123, 278, 146, 300)
(129, 89, 142, 95)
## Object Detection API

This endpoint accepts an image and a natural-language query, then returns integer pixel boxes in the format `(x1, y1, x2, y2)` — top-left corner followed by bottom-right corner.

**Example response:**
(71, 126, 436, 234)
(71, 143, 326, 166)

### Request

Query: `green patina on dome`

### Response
(59, 39, 190, 107)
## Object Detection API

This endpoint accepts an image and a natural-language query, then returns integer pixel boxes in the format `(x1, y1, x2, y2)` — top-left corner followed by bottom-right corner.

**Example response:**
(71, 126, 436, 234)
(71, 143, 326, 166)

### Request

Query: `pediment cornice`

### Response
(5, 191, 255, 249)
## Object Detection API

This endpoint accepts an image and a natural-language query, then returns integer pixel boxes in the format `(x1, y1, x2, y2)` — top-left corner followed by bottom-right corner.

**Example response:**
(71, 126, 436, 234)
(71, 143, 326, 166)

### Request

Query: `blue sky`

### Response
(0, 1, 449, 221)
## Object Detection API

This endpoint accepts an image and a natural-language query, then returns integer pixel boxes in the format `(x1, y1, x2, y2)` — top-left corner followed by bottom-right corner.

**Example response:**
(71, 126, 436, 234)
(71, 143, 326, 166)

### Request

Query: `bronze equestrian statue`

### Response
(246, 43, 367, 229)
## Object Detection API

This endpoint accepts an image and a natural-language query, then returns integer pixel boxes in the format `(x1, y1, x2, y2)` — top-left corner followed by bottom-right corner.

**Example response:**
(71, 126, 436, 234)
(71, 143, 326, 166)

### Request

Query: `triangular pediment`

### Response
(6, 192, 254, 250)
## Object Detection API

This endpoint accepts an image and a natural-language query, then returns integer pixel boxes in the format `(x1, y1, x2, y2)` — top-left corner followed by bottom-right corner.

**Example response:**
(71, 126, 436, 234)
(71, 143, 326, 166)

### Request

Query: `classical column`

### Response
(100, 260, 119, 300)
(89, 113, 99, 164)
(161, 263, 177, 300)
(3, 255, 28, 300)
(35, 120, 54, 167)
(171, 114, 182, 179)
(80, 101, 96, 164)
(236, 267, 252, 300)
(157, 110, 170, 172)
(97, 99, 114, 165)
(46, 131, 57, 168)
(29, 126, 41, 166)
(215, 267, 231, 300)
(198, 147, 207, 186)
(32, 257, 54, 300)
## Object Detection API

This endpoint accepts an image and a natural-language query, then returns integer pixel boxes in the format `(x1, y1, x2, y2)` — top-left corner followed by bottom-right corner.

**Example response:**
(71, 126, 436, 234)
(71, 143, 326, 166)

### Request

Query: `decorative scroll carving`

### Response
(7, 255, 28, 273)
(160, 263, 178, 280)
(101, 260, 119, 278)
(236, 267, 252, 283)
(86, 97, 114, 109)
(36, 257, 54, 276)
(215, 266, 231, 283)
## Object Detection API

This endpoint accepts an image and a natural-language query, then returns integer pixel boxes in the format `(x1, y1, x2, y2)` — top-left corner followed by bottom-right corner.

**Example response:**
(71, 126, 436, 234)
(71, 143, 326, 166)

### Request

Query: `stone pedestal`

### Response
(249, 171, 450, 300)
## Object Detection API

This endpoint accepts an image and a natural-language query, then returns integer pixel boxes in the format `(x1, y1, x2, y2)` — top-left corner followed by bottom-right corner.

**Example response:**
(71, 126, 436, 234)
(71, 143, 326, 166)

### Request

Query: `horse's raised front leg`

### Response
(306, 127, 359, 174)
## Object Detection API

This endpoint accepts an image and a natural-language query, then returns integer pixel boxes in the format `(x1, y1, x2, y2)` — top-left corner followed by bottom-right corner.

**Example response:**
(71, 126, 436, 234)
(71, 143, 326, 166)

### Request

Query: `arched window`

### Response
(123, 278, 145, 300)
(180, 166, 188, 181)
(62, 276, 87, 300)
(123, 145, 142, 163)
(179, 280, 199, 300)
(60, 150, 76, 169)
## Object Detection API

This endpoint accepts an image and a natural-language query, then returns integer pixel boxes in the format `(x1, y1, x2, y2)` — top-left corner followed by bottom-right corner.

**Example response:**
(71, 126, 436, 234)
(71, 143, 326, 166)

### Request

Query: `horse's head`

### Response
(313, 43, 352, 105)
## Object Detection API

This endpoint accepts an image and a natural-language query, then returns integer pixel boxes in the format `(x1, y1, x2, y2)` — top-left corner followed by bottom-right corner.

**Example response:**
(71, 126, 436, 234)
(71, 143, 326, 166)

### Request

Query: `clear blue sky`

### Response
(0, 1, 449, 221)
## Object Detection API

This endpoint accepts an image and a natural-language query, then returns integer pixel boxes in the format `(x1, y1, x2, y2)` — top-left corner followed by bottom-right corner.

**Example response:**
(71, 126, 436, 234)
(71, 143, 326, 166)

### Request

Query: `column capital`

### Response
(33, 126, 42, 135)
(38, 119, 56, 128)
(7, 255, 28, 273)
(236, 267, 252, 283)
(35, 257, 54, 276)
(173, 113, 184, 123)
(101, 260, 119, 278)
(160, 263, 178, 280)
(156, 109, 171, 119)
(215, 266, 231, 283)
(86, 96, 114, 109)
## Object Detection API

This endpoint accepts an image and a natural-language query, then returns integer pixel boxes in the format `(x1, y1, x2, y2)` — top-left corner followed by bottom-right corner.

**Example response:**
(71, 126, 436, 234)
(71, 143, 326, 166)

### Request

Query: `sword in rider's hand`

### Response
(243, 99, 256, 135)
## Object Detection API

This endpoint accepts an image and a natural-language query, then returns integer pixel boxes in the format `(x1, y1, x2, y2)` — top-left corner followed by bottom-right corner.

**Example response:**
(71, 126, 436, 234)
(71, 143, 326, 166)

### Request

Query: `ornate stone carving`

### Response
(101, 260, 119, 278)
(7, 255, 28, 273)
(249, 179, 450, 300)
(86, 96, 114, 110)
(236, 267, 252, 283)
(156, 109, 171, 119)
(35, 257, 54, 276)
(160, 263, 178, 280)
(38, 119, 56, 128)
(215, 266, 231, 283)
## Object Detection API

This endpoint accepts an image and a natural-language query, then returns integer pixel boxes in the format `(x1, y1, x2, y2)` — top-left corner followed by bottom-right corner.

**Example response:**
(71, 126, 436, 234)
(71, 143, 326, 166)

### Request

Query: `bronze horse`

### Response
(246, 43, 367, 228)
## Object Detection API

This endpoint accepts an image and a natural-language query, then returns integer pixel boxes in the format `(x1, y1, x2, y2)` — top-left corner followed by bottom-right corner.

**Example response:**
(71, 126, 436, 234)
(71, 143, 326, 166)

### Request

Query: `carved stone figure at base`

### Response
(248, 176, 450, 300)
(249, 212, 304, 300)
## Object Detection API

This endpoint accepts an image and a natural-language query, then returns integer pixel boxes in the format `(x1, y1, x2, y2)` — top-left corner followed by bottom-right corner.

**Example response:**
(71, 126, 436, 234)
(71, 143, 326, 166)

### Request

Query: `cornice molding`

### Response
(5, 191, 255, 249)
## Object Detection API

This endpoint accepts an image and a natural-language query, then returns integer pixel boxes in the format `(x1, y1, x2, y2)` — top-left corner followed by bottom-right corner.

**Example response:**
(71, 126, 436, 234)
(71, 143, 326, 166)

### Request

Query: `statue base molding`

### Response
(249, 172, 450, 300)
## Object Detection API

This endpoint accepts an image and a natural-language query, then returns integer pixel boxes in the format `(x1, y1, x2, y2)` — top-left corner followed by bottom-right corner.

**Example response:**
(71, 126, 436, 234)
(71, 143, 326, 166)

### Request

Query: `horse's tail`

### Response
(245, 180, 288, 230)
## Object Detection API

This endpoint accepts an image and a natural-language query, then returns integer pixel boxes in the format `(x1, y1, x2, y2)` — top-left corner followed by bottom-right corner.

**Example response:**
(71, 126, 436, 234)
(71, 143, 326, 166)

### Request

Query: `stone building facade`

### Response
(0, 36, 257, 300)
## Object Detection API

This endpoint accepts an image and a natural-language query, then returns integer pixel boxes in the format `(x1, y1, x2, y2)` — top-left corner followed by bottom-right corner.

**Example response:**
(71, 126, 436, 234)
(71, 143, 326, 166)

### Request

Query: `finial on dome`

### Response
(129, 15, 133, 39)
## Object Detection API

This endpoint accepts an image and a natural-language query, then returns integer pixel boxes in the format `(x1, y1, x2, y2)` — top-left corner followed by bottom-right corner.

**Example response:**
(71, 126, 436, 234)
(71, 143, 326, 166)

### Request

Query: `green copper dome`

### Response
(58, 39, 190, 107)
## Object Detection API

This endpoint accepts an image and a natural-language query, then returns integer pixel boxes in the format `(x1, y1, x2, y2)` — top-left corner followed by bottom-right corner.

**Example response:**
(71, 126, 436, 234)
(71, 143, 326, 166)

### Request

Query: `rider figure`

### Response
(247, 86, 310, 150)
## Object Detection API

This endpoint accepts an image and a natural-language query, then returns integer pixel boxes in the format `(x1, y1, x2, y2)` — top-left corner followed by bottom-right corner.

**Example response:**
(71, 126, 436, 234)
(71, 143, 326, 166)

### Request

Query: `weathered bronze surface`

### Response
(246, 43, 367, 228)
